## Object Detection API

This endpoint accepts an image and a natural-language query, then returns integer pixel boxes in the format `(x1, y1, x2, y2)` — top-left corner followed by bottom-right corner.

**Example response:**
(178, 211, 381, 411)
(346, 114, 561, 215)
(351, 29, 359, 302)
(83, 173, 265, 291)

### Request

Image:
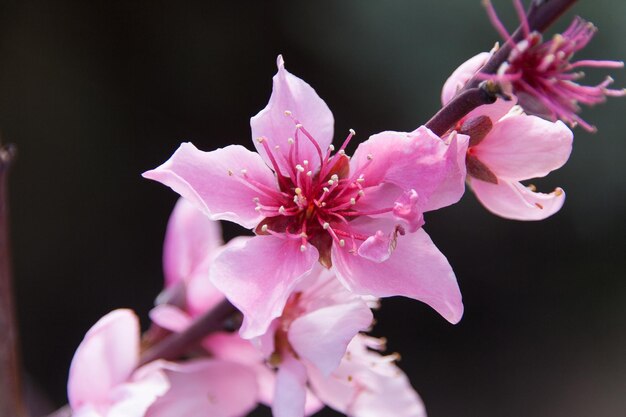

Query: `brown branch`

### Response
(137, 298, 237, 367)
(0, 143, 27, 417)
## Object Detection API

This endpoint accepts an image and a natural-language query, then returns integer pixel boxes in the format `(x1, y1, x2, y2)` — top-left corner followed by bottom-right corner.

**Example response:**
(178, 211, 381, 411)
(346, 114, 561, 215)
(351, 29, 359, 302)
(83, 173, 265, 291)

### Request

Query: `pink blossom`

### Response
(68, 309, 169, 417)
(442, 57, 574, 220)
(144, 55, 468, 339)
(483, 0, 625, 132)
(149, 198, 226, 330)
(144, 359, 258, 417)
(254, 266, 373, 417)
(308, 335, 426, 417)
(205, 268, 423, 417)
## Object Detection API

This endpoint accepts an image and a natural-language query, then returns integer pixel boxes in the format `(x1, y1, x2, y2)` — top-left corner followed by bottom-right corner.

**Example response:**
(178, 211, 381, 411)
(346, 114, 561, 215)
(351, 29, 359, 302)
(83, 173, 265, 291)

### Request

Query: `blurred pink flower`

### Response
(149, 198, 226, 331)
(68, 309, 169, 417)
(308, 334, 426, 417)
(144, 359, 258, 417)
(144, 55, 468, 339)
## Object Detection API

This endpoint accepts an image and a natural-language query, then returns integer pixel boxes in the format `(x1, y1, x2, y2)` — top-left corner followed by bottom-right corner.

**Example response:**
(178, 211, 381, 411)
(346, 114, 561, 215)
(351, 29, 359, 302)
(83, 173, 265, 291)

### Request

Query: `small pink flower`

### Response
(256, 267, 373, 417)
(483, 0, 625, 132)
(442, 56, 574, 220)
(149, 198, 226, 330)
(144, 55, 468, 338)
(308, 335, 426, 417)
(68, 309, 169, 417)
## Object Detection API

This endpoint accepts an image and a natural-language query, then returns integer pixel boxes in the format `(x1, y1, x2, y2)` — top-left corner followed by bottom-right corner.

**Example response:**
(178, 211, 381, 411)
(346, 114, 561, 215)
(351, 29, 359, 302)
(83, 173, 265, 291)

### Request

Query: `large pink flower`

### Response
(144, 55, 468, 338)
(68, 310, 169, 417)
(442, 56, 573, 220)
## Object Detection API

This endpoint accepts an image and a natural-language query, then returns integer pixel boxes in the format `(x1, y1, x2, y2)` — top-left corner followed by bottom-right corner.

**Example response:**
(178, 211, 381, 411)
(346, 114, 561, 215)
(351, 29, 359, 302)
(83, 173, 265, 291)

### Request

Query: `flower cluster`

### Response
(64, 1, 624, 416)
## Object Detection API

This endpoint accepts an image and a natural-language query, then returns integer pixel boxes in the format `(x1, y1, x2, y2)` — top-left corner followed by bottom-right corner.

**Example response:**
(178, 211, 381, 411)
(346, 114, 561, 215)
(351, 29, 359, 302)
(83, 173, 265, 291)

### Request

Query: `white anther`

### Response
(349, 128, 355, 135)
(261, 224, 268, 232)
(350, 198, 356, 205)
(227, 169, 233, 176)
(288, 138, 295, 145)
(300, 244, 307, 252)
(323, 222, 330, 230)
(303, 160, 309, 166)
(328, 179, 335, 186)
(331, 174, 339, 182)
(284, 110, 292, 116)
(279, 206, 286, 214)
(256, 137, 265, 143)
(338, 150, 346, 156)
(358, 190, 365, 197)
(339, 239, 346, 247)
(367, 154, 373, 160)
(307, 171, 312, 177)
(296, 165, 305, 172)
(321, 202, 327, 207)
(293, 195, 299, 203)
(240, 169, 247, 175)
(255, 206, 261, 211)
(296, 123, 303, 129)
(328, 144, 335, 151)
(323, 187, 330, 193)
(299, 232, 308, 238)
(274, 145, 280, 150)
(295, 187, 302, 195)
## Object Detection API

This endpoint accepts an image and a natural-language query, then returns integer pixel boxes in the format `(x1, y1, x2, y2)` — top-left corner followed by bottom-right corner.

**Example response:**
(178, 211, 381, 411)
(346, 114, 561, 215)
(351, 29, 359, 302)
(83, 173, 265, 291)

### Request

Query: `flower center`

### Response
(244, 113, 394, 266)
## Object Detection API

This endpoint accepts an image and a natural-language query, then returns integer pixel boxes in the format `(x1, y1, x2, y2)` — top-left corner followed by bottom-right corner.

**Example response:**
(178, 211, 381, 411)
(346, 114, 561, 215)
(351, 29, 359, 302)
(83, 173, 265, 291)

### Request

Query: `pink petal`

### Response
(273, 355, 308, 417)
(106, 368, 169, 417)
(392, 189, 425, 233)
(470, 178, 566, 221)
(250, 55, 334, 172)
(441, 52, 491, 104)
(148, 305, 192, 333)
(474, 117, 573, 181)
(351, 127, 468, 213)
(68, 309, 140, 409)
(203, 332, 279, 409)
(163, 198, 223, 288)
(146, 359, 258, 417)
(209, 235, 319, 339)
(308, 335, 425, 417)
(419, 131, 470, 212)
(289, 301, 373, 377)
(464, 98, 516, 124)
(332, 228, 463, 324)
(143, 143, 277, 229)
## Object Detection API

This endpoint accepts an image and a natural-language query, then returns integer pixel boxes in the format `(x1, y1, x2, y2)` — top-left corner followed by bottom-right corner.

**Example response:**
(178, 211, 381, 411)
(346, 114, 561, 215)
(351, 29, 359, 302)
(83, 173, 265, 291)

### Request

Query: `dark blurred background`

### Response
(0, 0, 624, 416)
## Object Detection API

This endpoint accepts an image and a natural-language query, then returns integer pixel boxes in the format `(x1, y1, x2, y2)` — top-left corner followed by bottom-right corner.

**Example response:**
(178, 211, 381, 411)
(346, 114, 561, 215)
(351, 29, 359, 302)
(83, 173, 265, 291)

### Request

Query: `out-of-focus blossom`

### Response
(68, 309, 169, 417)
(144, 55, 468, 339)
(145, 359, 258, 417)
(308, 335, 426, 417)
(149, 198, 226, 332)
(204, 268, 424, 417)
(483, 0, 625, 132)
(252, 266, 373, 417)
